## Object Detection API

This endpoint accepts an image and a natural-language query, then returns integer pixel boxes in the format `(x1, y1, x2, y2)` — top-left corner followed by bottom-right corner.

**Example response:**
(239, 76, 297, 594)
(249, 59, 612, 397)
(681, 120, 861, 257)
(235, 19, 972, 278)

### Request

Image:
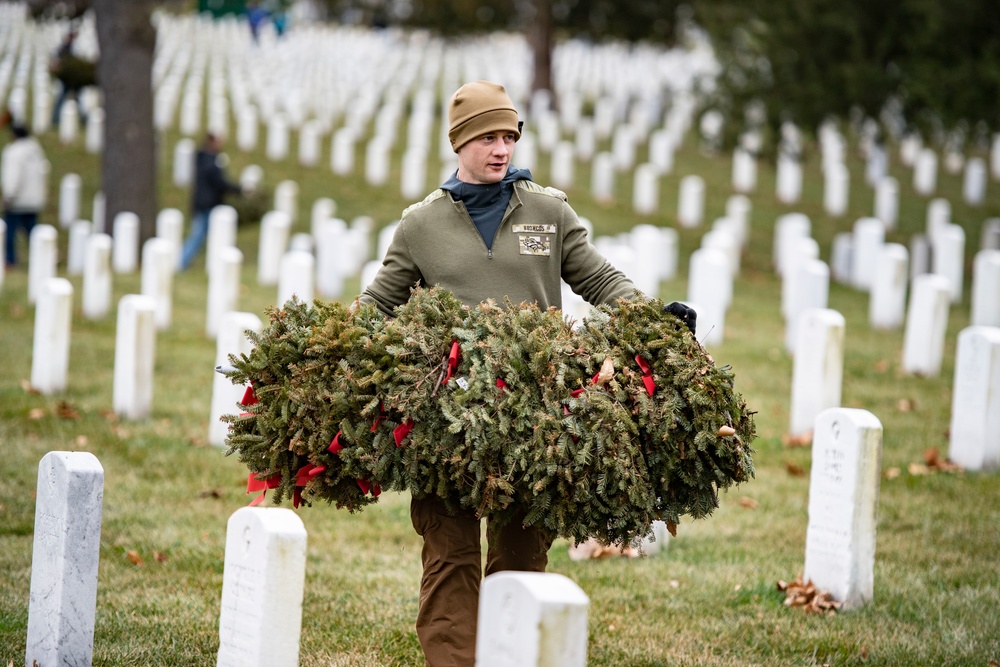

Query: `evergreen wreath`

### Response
(223, 287, 756, 547)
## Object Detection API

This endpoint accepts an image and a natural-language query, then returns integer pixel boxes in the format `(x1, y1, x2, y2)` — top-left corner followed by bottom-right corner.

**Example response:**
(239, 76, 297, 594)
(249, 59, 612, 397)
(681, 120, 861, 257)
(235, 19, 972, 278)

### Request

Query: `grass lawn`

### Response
(2, 53, 999, 665)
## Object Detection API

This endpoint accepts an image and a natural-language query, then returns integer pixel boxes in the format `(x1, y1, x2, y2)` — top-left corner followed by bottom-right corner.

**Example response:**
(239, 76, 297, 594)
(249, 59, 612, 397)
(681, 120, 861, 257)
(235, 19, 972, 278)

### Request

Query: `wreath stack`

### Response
(222, 287, 755, 547)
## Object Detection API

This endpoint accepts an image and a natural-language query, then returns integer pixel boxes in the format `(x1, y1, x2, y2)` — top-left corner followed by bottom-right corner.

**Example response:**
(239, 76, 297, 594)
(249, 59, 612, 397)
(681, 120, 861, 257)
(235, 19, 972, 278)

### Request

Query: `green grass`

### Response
(2, 80, 1000, 666)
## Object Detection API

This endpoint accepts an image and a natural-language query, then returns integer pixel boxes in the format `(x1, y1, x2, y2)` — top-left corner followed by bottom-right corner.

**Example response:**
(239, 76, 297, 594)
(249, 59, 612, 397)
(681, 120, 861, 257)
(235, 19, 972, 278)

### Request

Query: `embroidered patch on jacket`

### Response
(518, 235, 551, 256)
(512, 223, 557, 234)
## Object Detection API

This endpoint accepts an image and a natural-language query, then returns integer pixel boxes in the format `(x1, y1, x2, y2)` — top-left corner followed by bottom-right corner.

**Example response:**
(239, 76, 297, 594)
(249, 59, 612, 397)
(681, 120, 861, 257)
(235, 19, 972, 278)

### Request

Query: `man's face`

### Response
(455, 131, 517, 185)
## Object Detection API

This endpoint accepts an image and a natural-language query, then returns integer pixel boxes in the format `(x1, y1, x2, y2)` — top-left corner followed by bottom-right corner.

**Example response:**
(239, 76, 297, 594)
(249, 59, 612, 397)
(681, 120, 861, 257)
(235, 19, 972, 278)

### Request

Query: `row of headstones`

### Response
(0, 11, 103, 144)
(150, 13, 709, 148)
(24, 404, 892, 665)
(162, 101, 996, 227)
(25, 451, 590, 667)
(46, 164, 375, 303)
(770, 202, 1000, 470)
(777, 209, 1000, 344)
(7, 8, 1000, 219)
(151, 12, 1000, 204)
(9, 201, 378, 423)
(143, 11, 998, 215)
(623, 179, 1000, 472)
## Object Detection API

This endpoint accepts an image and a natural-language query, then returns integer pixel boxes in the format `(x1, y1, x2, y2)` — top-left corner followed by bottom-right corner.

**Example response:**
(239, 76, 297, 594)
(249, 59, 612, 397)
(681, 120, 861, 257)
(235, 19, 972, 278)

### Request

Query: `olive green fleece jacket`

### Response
(359, 180, 639, 315)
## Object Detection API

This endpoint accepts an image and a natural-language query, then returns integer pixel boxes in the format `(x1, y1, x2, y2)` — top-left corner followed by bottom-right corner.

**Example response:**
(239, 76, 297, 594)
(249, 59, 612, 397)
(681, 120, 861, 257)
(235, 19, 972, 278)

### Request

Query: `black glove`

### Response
(664, 301, 697, 335)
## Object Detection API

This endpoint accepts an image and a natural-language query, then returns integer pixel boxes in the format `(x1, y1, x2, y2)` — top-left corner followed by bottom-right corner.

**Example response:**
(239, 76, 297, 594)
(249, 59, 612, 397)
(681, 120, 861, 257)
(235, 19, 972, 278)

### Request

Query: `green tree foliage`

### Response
(692, 0, 1000, 146)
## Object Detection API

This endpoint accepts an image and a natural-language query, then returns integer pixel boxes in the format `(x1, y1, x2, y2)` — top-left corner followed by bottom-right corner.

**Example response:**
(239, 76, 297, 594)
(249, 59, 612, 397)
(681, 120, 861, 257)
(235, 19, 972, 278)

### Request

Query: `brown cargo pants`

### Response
(410, 494, 554, 667)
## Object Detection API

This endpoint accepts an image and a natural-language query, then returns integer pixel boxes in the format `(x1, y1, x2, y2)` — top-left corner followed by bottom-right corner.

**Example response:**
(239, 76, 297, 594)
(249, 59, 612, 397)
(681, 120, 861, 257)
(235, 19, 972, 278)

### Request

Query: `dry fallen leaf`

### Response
(21, 379, 40, 395)
(126, 550, 143, 566)
(199, 488, 224, 499)
(666, 520, 678, 537)
(737, 496, 758, 509)
(27, 408, 46, 420)
(568, 538, 633, 560)
(777, 575, 841, 614)
(884, 467, 901, 480)
(785, 461, 806, 477)
(595, 356, 615, 385)
(923, 448, 963, 473)
(783, 432, 813, 448)
(75, 435, 89, 447)
(56, 401, 81, 420)
(896, 398, 915, 412)
(154, 551, 169, 563)
(873, 359, 889, 373)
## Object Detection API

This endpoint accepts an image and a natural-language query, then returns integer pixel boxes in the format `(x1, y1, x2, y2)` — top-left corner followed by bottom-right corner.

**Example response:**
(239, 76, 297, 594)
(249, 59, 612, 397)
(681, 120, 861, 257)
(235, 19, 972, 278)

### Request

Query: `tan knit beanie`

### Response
(447, 80, 521, 152)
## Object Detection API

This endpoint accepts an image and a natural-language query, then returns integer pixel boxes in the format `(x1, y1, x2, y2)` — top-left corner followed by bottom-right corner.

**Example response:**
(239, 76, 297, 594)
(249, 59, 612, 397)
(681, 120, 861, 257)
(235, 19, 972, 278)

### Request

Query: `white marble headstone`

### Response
(66, 219, 92, 275)
(913, 148, 937, 195)
(902, 274, 951, 377)
(982, 218, 1000, 251)
(823, 162, 849, 217)
(948, 326, 1000, 471)
(776, 153, 802, 204)
(869, 243, 909, 330)
(931, 224, 965, 304)
(277, 250, 315, 308)
(632, 163, 659, 215)
(209, 312, 264, 447)
(155, 208, 184, 272)
(789, 309, 845, 439)
(28, 224, 58, 305)
(873, 176, 898, 229)
(59, 173, 81, 228)
(217, 507, 307, 667)
(26, 451, 104, 667)
(851, 217, 885, 291)
(206, 247, 243, 340)
(141, 237, 175, 330)
(677, 175, 705, 228)
(113, 294, 158, 419)
(83, 233, 113, 320)
(111, 211, 140, 274)
(257, 211, 292, 286)
(803, 408, 882, 610)
(590, 152, 615, 204)
(31, 278, 74, 394)
(687, 247, 730, 347)
(475, 572, 589, 667)
(971, 249, 1000, 327)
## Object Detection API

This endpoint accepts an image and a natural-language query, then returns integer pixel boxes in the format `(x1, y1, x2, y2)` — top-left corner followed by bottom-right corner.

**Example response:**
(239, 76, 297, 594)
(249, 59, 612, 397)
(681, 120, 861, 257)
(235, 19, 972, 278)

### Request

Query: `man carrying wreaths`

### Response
(358, 80, 696, 667)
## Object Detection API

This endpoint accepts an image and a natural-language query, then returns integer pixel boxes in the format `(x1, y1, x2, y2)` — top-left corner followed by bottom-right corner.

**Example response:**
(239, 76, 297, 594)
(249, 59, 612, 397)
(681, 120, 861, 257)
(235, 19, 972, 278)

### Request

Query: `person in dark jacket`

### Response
(179, 133, 242, 270)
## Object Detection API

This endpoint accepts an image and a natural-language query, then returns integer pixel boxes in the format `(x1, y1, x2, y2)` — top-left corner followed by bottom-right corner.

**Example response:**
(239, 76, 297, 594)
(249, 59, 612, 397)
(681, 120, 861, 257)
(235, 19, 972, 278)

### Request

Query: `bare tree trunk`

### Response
(92, 0, 157, 243)
(527, 0, 554, 104)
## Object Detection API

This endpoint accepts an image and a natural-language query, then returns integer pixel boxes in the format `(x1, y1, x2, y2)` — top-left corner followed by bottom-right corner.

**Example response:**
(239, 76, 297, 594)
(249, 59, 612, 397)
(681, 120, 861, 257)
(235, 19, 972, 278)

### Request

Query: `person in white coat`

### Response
(2, 124, 48, 267)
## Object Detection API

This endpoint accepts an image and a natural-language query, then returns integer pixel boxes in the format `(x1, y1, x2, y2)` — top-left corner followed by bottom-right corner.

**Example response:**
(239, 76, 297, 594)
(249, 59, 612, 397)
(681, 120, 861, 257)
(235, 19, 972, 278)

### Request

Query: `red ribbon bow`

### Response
(240, 384, 259, 406)
(393, 420, 414, 447)
(246, 472, 281, 507)
(635, 355, 656, 397)
(444, 340, 461, 383)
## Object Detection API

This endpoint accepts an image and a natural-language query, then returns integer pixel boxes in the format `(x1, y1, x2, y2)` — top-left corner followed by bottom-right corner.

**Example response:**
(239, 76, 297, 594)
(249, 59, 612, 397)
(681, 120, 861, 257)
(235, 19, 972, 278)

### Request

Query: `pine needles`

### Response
(222, 288, 756, 547)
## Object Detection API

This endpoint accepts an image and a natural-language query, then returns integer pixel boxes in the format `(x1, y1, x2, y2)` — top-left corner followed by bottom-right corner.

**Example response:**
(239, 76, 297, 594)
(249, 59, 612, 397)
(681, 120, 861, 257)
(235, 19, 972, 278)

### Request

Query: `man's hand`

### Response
(664, 301, 697, 335)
